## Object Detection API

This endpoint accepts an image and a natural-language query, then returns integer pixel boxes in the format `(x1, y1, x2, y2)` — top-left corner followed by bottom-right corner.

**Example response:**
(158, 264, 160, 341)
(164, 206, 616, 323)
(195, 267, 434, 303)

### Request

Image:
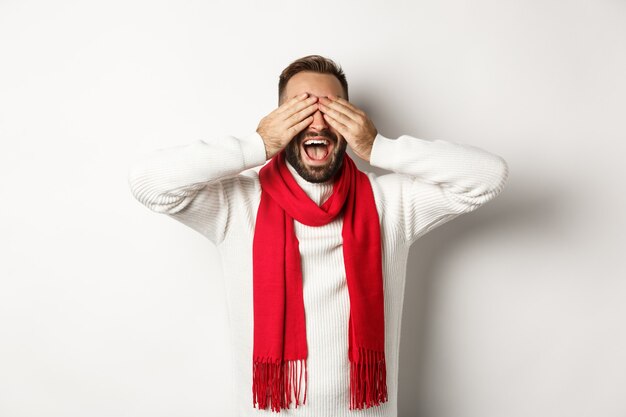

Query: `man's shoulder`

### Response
(363, 168, 409, 188)
(361, 169, 412, 212)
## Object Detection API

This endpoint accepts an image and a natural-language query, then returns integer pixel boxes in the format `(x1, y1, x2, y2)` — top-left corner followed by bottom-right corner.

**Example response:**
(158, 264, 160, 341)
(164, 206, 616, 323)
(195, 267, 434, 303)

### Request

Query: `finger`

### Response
(276, 93, 315, 115)
(328, 94, 361, 112)
(288, 115, 314, 138)
(319, 96, 361, 122)
(319, 101, 358, 127)
(328, 95, 367, 119)
(322, 113, 350, 137)
(281, 96, 318, 122)
(286, 102, 319, 129)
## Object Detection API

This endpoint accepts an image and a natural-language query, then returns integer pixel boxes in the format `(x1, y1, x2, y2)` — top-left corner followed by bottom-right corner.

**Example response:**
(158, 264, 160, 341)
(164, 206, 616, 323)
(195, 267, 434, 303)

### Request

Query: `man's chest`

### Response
(294, 217, 349, 301)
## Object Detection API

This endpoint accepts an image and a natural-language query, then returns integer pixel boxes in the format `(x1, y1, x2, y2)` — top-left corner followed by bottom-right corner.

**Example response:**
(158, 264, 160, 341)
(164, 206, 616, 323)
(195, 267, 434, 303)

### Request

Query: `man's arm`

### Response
(369, 133, 509, 243)
(127, 93, 319, 244)
(319, 95, 509, 244)
(127, 132, 267, 243)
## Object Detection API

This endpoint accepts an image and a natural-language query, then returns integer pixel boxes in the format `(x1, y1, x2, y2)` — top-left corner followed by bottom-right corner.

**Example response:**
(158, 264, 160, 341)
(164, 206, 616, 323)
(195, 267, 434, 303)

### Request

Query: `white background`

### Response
(1, 0, 625, 416)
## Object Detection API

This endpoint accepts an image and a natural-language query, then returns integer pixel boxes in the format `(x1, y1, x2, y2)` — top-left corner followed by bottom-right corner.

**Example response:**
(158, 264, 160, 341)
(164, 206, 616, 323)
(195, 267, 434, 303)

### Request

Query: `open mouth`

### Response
(302, 137, 333, 163)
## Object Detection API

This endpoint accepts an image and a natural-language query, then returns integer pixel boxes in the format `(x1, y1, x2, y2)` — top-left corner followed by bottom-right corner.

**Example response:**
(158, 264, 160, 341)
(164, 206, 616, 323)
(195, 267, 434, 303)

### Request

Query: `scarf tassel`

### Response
(350, 346, 388, 410)
(252, 357, 308, 412)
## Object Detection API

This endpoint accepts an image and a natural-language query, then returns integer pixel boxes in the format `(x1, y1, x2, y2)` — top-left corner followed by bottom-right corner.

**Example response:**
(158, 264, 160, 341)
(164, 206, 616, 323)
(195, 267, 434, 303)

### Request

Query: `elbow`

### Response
(126, 163, 201, 214)
(127, 163, 151, 207)
(492, 155, 509, 195)
(126, 162, 166, 212)
(449, 155, 510, 212)
(478, 154, 509, 205)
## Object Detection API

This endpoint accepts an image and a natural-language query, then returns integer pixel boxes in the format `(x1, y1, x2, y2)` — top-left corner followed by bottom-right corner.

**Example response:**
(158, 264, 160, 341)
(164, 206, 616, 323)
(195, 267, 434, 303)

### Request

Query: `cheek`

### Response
(286, 138, 299, 154)
(332, 138, 346, 155)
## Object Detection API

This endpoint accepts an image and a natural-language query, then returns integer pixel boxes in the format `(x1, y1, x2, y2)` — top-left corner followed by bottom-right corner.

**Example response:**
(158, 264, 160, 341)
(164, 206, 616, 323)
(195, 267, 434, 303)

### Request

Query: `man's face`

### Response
(282, 71, 348, 183)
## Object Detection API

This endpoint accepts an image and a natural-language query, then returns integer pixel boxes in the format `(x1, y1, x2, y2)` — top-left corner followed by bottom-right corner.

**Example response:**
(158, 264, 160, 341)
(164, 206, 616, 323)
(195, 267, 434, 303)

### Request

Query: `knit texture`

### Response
(253, 151, 387, 411)
(128, 131, 509, 417)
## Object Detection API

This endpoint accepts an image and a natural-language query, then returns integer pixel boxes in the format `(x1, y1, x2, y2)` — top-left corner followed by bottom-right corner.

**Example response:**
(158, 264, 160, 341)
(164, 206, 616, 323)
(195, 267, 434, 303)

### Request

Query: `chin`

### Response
(285, 139, 347, 183)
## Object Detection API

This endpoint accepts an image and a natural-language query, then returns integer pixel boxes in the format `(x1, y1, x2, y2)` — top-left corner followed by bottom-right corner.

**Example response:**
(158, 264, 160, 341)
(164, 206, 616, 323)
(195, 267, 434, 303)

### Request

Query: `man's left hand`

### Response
(318, 95, 377, 162)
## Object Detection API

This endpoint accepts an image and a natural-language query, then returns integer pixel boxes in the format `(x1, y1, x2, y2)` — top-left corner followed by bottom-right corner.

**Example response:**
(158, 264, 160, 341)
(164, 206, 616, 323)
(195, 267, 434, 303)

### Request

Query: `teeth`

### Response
(304, 139, 329, 146)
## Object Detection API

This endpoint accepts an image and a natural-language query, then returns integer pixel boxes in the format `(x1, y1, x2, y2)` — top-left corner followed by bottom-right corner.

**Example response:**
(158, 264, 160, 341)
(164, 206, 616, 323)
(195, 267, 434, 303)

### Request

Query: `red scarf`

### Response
(252, 150, 388, 411)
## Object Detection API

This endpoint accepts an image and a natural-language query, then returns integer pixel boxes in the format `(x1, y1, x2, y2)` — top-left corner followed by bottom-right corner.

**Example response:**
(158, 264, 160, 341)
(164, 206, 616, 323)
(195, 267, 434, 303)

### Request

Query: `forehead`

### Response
(284, 71, 345, 99)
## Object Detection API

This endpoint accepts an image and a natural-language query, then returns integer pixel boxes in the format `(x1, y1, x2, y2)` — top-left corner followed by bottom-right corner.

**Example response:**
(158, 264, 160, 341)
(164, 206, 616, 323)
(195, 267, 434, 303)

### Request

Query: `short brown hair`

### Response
(278, 55, 349, 104)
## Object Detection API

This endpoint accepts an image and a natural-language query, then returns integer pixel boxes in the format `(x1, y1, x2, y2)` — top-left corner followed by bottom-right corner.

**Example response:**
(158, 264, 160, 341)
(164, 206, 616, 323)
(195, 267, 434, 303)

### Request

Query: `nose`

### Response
(309, 106, 329, 131)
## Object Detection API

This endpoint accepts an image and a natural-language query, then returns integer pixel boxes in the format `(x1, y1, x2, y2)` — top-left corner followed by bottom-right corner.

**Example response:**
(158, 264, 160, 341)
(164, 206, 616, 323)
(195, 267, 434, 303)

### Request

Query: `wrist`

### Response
(240, 131, 270, 167)
(358, 133, 375, 162)
(256, 130, 271, 160)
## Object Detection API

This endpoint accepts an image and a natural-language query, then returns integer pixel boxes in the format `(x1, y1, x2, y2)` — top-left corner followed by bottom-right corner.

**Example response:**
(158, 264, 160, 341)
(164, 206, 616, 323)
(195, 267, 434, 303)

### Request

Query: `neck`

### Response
(285, 161, 334, 206)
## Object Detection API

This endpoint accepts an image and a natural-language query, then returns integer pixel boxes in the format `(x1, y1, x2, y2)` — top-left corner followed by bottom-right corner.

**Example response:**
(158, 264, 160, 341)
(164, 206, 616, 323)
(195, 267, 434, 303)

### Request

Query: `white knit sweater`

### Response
(127, 131, 509, 417)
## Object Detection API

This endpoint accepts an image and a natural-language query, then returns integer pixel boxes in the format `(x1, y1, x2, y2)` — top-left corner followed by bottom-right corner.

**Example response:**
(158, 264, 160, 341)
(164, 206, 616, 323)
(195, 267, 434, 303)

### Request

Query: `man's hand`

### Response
(257, 93, 319, 160)
(318, 95, 377, 162)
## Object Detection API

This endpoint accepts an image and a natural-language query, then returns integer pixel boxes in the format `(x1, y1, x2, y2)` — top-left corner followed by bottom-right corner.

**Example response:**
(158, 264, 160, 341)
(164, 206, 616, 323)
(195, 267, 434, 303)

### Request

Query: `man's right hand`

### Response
(256, 93, 319, 160)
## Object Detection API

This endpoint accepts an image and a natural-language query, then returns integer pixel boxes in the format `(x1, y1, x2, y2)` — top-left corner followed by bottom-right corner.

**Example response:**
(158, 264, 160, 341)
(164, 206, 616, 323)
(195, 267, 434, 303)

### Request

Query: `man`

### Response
(128, 55, 509, 417)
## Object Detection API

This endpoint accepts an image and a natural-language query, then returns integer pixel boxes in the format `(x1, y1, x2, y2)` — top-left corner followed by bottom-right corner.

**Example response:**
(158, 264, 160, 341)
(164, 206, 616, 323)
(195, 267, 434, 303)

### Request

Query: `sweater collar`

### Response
(285, 160, 334, 206)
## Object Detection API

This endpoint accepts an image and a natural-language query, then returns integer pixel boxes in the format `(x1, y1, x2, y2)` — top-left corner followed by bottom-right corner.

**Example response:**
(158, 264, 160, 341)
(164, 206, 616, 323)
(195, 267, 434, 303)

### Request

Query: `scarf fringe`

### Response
(252, 357, 308, 412)
(350, 346, 388, 410)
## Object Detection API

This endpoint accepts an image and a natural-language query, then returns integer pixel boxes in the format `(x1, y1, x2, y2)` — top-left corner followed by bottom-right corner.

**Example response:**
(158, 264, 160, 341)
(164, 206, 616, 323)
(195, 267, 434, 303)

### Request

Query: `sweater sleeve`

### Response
(369, 133, 509, 244)
(127, 131, 267, 244)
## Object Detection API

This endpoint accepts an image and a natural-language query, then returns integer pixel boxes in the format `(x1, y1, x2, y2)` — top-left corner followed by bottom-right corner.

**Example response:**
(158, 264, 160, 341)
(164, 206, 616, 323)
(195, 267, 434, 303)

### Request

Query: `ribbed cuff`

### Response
(369, 133, 396, 171)
(239, 131, 268, 168)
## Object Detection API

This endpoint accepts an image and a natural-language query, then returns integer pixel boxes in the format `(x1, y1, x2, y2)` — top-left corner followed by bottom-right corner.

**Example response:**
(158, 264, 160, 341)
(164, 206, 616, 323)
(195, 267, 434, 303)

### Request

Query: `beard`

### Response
(284, 128, 348, 183)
